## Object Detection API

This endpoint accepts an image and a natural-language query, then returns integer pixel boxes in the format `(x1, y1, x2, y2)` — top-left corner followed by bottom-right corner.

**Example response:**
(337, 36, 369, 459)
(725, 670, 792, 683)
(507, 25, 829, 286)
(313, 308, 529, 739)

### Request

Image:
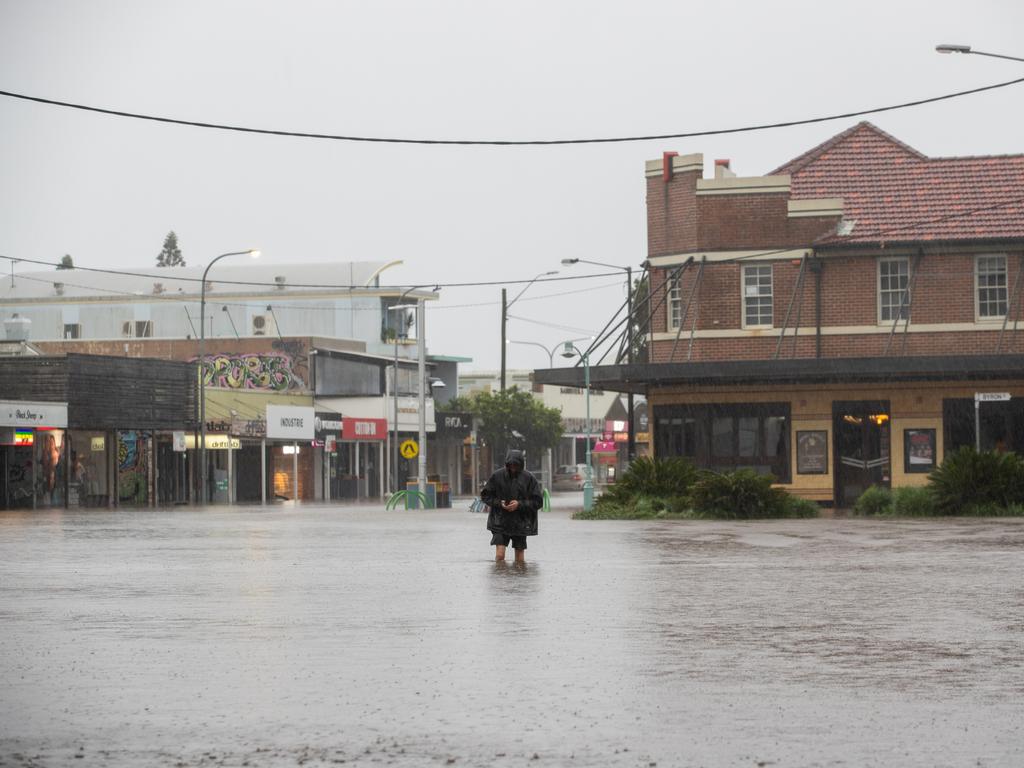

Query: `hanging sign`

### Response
(342, 417, 387, 441)
(266, 405, 315, 440)
(0, 400, 68, 428)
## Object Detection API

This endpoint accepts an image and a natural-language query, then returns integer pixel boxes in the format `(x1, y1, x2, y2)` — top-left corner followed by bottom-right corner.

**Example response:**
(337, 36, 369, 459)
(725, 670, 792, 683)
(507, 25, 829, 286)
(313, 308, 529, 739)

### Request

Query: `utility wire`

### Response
(2, 76, 1023, 145)
(0, 253, 623, 290)
(9, 272, 623, 310)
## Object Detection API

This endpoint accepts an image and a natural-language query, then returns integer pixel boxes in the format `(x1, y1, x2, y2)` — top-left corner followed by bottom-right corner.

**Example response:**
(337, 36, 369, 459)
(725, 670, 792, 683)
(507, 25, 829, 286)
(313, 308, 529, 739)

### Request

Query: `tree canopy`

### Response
(156, 231, 185, 267)
(57, 254, 74, 270)
(442, 387, 563, 464)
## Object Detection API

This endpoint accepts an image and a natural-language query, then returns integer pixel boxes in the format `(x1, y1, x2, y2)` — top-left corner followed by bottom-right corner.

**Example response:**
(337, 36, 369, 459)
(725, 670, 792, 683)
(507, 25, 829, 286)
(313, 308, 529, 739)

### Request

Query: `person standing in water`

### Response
(481, 449, 543, 563)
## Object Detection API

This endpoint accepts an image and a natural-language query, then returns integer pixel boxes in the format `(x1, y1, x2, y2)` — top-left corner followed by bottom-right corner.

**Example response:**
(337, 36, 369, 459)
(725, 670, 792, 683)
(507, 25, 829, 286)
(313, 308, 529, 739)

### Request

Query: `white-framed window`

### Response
(121, 320, 153, 338)
(742, 265, 773, 327)
(63, 323, 81, 339)
(667, 280, 682, 330)
(878, 258, 910, 322)
(976, 255, 1008, 319)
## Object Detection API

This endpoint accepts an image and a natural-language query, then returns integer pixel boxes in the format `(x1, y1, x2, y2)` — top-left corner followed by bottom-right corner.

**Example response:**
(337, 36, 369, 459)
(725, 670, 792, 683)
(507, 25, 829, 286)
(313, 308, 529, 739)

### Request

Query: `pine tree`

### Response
(57, 254, 74, 270)
(157, 231, 185, 267)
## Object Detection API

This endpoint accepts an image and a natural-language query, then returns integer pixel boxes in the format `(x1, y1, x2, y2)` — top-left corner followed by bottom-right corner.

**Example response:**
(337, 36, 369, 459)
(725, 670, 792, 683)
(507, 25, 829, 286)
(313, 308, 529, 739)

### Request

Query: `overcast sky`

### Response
(2, 0, 1023, 371)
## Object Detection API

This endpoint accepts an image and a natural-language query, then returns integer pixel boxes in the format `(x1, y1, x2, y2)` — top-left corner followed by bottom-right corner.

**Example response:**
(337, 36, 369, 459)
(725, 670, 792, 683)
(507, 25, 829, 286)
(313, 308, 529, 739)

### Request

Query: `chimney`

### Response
(153, 282, 165, 295)
(662, 151, 679, 182)
(274, 276, 286, 290)
(714, 159, 735, 179)
(53, 282, 65, 296)
(4, 313, 32, 341)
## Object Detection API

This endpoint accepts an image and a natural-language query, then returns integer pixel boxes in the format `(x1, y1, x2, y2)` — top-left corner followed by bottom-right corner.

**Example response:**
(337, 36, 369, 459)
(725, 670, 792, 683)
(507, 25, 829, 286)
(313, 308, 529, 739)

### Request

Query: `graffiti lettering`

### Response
(193, 353, 306, 392)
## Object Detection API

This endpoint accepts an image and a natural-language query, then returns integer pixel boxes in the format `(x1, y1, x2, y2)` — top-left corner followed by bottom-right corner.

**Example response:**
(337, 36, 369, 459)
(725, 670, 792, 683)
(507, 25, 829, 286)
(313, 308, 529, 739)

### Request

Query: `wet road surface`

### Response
(1, 496, 1023, 767)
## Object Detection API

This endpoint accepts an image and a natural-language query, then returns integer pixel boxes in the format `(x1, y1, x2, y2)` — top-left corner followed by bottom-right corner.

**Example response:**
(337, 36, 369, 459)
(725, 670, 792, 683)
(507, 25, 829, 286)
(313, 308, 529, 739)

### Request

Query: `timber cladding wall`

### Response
(0, 356, 70, 401)
(0, 354, 197, 430)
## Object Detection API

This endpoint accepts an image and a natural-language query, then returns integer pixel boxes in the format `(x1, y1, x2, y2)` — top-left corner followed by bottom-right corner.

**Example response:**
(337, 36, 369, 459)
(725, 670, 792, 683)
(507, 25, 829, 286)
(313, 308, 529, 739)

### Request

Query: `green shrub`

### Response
(602, 455, 698, 503)
(688, 469, 789, 519)
(853, 485, 892, 516)
(890, 486, 937, 517)
(782, 496, 821, 518)
(928, 447, 1024, 513)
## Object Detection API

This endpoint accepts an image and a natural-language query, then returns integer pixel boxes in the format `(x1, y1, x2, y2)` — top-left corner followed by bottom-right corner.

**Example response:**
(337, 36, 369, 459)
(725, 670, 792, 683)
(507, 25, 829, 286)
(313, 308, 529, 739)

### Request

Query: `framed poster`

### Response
(796, 430, 828, 475)
(904, 428, 936, 473)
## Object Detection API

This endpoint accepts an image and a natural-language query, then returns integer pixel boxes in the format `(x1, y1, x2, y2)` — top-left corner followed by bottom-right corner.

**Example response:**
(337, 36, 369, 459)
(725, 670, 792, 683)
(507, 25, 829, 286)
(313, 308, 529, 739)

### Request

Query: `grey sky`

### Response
(2, 0, 1023, 371)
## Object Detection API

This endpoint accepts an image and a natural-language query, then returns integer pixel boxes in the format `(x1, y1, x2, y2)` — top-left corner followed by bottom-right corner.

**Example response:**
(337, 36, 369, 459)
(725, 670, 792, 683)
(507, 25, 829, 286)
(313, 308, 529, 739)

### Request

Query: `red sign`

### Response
(342, 417, 387, 441)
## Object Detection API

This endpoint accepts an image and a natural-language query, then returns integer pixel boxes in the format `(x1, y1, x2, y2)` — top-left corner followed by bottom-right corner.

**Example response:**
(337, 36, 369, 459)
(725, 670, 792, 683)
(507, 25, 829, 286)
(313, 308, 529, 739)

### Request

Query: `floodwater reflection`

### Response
(1, 504, 1022, 767)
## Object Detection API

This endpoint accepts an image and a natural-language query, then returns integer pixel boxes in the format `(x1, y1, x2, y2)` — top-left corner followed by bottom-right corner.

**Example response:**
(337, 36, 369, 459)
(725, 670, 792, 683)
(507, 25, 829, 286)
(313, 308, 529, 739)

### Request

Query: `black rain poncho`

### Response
(481, 449, 542, 538)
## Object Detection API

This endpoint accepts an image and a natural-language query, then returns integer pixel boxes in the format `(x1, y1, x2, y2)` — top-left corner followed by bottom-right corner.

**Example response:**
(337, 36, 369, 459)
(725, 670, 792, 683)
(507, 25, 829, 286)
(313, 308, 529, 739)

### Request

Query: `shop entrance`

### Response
(833, 400, 891, 508)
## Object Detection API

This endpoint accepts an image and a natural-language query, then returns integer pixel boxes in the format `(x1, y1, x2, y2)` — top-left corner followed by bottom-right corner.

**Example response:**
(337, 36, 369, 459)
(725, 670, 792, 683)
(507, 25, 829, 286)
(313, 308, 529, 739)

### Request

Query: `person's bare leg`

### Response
(514, 548, 525, 564)
(495, 544, 507, 561)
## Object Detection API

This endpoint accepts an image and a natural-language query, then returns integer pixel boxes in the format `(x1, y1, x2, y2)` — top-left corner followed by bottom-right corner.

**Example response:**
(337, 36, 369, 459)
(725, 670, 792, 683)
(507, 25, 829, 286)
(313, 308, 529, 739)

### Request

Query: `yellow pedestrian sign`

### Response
(400, 439, 419, 459)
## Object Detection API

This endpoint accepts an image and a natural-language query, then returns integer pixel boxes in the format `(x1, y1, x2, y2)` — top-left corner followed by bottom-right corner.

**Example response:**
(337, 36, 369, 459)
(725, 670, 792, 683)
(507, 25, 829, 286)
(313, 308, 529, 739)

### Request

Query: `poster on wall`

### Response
(796, 430, 828, 475)
(904, 428, 936, 473)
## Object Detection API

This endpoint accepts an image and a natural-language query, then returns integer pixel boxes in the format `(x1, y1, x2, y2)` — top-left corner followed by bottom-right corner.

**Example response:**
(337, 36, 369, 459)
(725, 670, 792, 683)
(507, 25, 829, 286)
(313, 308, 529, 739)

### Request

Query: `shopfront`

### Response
(318, 415, 386, 500)
(0, 354, 196, 509)
(1, 400, 70, 509)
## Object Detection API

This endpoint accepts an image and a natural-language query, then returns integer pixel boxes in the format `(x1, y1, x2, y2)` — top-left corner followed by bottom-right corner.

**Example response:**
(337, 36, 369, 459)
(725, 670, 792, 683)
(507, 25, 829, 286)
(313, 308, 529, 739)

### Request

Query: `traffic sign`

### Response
(400, 439, 419, 459)
(975, 392, 1011, 402)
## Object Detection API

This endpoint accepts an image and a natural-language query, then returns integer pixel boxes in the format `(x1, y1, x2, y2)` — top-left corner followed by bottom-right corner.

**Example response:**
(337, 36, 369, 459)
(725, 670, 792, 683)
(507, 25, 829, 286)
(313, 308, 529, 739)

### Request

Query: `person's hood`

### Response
(504, 449, 525, 468)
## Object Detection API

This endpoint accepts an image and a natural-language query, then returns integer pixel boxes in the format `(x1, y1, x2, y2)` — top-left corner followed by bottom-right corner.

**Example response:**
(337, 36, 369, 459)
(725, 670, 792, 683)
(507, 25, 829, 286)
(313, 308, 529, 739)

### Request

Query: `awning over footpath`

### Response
(532, 355, 1024, 394)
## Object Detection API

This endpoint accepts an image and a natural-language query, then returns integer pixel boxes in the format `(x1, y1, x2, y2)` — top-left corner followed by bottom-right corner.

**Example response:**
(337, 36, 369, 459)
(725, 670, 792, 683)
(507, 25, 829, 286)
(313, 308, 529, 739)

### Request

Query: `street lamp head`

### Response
(936, 44, 971, 54)
(248, 249, 261, 258)
(561, 258, 579, 266)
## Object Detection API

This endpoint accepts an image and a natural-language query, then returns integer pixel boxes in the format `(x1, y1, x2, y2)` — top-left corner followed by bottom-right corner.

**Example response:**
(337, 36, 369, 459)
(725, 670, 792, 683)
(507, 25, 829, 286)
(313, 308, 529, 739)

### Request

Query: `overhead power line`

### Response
(2, 76, 1023, 145)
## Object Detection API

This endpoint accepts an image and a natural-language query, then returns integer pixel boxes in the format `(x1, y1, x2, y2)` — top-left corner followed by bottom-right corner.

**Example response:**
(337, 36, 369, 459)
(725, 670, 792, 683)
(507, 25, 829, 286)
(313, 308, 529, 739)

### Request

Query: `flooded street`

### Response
(1, 497, 1023, 767)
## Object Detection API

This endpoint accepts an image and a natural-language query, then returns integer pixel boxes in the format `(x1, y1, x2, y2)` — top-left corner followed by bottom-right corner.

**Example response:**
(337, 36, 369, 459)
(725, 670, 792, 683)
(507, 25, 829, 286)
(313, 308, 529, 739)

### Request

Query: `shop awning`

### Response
(205, 390, 313, 428)
(533, 354, 1024, 394)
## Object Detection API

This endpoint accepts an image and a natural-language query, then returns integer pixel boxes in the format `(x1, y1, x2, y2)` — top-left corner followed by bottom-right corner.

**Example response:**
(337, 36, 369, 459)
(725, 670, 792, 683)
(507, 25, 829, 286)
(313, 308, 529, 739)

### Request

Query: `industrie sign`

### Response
(265, 405, 315, 440)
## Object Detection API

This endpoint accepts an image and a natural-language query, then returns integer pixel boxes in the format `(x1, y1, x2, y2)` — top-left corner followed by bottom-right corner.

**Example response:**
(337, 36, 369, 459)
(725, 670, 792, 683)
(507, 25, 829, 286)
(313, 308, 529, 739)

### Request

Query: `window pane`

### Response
(977, 256, 1008, 317)
(738, 417, 758, 456)
(764, 417, 787, 457)
(668, 283, 681, 329)
(743, 265, 773, 326)
(712, 417, 734, 457)
(879, 259, 909, 321)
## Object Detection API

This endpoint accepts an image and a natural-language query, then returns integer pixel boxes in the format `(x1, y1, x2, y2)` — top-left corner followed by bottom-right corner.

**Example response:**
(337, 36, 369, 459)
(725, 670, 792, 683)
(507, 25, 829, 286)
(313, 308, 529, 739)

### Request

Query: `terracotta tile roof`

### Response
(771, 121, 1024, 245)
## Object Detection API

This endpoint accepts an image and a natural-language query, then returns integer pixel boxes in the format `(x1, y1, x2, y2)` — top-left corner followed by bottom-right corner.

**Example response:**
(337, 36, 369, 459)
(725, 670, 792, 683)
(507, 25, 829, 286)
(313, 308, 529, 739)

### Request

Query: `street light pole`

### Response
(199, 249, 259, 504)
(561, 257, 637, 462)
(387, 298, 418, 493)
(501, 270, 558, 391)
(561, 341, 593, 512)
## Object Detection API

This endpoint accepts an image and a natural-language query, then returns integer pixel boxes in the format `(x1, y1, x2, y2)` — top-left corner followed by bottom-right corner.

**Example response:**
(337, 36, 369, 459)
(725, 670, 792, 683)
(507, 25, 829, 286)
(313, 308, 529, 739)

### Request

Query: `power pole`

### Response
(500, 288, 507, 391)
(626, 265, 635, 462)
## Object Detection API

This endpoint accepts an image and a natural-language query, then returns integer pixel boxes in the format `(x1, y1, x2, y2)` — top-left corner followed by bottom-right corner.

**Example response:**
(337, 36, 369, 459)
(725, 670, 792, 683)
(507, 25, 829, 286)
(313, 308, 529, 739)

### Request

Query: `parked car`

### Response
(552, 464, 589, 491)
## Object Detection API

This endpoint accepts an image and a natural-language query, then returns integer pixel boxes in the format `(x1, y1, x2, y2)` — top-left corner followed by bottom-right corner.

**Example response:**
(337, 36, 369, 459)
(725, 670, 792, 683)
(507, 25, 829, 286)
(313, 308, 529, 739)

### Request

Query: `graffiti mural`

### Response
(194, 353, 306, 392)
(118, 430, 148, 505)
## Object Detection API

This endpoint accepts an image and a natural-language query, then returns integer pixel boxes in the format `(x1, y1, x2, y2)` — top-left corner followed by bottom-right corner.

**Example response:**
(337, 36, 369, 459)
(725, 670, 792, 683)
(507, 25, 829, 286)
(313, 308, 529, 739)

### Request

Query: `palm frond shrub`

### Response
(602, 456, 697, 503)
(688, 469, 789, 519)
(891, 486, 937, 517)
(853, 485, 892, 516)
(782, 496, 821, 518)
(928, 447, 1024, 513)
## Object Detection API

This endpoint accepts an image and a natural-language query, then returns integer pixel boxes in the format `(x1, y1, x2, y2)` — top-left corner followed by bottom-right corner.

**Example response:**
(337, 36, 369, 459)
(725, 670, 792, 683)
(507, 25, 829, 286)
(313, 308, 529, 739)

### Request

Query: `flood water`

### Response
(1, 496, 1022, 767)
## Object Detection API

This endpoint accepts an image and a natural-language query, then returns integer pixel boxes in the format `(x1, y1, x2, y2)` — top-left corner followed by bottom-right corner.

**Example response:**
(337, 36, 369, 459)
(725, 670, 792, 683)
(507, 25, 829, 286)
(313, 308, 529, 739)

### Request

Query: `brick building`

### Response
(536, 122, 1024, 506)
